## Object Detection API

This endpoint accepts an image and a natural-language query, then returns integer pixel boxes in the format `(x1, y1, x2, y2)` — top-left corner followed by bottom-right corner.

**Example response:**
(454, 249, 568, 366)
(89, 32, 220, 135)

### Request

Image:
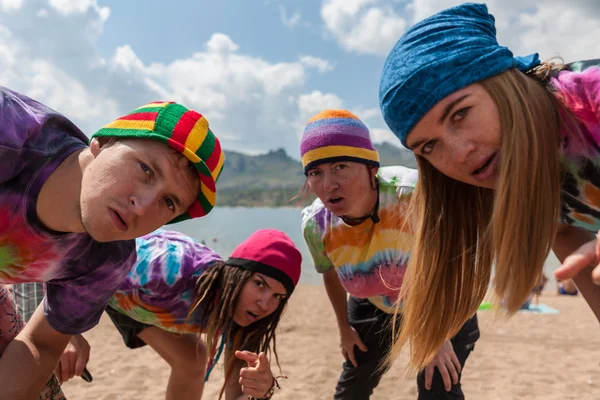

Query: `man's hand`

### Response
(555, 235, 600, 284)
(56, 334, 90, 384)
(339, 325, 368, 367)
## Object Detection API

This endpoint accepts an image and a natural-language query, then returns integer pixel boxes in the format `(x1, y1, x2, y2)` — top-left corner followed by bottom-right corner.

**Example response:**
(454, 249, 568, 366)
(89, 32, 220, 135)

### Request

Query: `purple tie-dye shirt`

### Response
(107, 230, 223, 333)
(554, 60, 600, 231)
(0, 86, 136, 335)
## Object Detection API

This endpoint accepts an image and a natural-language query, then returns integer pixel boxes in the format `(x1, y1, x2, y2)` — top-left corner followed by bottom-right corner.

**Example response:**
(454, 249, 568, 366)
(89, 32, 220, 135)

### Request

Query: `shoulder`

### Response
(552, 60, 600, 107)
(301, 198, 329, 227)
(377, 166, 418, 194)
(0, 86, 88, 150)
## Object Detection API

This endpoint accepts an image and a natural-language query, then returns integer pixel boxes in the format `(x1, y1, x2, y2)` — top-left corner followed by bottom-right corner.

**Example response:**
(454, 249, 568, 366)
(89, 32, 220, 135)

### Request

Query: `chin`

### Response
(81, 219, 122, 242)
(233, 316, 251, 327)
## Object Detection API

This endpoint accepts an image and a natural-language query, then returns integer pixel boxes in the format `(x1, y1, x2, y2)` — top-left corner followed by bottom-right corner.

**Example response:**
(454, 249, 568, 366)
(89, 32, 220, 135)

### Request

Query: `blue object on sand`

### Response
(478, 302, 559, 314)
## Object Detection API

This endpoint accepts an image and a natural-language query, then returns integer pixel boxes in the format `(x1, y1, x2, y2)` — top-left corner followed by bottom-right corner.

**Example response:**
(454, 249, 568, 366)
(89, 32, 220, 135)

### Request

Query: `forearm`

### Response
(322, 269, 349, 329)
(0, 334, 65, 399)
(225, 348, 244, 400)
(553, 226, 600, 321)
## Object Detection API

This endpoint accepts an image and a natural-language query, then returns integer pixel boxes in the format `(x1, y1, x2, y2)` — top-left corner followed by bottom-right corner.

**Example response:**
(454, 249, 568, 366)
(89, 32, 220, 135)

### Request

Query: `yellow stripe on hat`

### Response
(184, 116, 210, 153)
(135, 102, 171, 110)
(103, 119, 155, 131)
(212, 151, 225, 181)
(181, 148, 202, 163)
(201, 183, 217, 206)
(301, 146, 379, 167)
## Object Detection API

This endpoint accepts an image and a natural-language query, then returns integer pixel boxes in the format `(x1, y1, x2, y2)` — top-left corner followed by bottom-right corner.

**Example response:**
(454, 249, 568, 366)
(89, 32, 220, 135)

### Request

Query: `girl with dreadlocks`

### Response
(54, 228, 301, 400)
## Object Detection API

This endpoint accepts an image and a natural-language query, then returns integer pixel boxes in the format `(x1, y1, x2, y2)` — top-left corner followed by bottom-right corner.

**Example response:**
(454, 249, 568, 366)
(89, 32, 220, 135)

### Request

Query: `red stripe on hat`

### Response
(171, 111, 201, 146)
(204, 137, 222, 171)
(118, 112, 159, 121)
(167, 138, 185, 153)
(187, 200, 206, 218)
(199, 173, 215, 192)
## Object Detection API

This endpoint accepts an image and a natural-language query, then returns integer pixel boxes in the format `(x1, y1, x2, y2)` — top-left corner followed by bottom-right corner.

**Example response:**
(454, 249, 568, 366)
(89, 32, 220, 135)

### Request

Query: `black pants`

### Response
(334, 297, 480, 400)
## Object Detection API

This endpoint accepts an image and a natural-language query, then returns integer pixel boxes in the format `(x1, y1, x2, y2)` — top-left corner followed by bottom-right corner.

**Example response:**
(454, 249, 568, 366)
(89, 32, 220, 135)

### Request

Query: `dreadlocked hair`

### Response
(188, 261, 288, 399)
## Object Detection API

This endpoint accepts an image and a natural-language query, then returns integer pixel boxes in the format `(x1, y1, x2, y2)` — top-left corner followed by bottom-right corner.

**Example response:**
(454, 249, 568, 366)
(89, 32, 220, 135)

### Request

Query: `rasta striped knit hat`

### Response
(300, 109, 379, 175)
(91, 101, 225, 222)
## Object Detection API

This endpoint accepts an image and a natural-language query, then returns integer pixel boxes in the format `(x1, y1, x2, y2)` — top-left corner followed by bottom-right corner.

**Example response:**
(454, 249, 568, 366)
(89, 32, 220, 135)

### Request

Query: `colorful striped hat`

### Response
(91, 101, 225, 222)
(300, 110, 379, 174)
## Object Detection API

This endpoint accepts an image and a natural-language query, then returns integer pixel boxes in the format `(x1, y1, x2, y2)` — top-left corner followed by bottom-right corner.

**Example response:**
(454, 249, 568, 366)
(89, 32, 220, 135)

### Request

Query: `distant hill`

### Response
(216, 141, 416, 207)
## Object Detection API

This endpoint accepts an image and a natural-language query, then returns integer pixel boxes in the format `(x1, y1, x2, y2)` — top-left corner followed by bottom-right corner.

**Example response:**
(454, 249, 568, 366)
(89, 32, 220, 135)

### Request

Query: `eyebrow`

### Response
(408, 94, 470, 151)
(149, 158, 183, 210)
(257, 275, 271, 289)
(257, 274, 287, 297)
(438, 94, 470, 125)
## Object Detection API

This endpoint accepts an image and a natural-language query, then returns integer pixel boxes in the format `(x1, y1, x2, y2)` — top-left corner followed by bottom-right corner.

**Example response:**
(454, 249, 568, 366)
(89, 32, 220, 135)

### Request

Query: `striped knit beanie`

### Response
(91, 101, 225, 222)
(300, 110, 379, 175)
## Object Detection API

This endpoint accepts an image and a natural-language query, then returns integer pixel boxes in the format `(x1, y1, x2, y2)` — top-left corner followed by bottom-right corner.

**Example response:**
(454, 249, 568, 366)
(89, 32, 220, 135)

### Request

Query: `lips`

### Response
(109, 208, 128, 232)
(246, 310, 260, 323)
(471, 153, 498, 182)
(327, 196, 344, 206)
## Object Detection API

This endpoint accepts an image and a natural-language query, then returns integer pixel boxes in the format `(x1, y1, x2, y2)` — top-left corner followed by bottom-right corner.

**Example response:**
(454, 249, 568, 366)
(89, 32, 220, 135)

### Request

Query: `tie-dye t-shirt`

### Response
(555, 60, 600, 231)
(301, 166, 417, 312)
(108, 230, 223, 333)
(0, 86, 136, 335)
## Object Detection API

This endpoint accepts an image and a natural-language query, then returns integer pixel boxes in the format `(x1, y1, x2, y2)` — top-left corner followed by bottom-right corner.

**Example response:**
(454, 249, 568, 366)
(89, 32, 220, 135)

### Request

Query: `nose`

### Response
(448, 137, 476, 164)
(256, 296, 269, 312)
(323, 171, 340, 192)
(130, 188, 161, 216)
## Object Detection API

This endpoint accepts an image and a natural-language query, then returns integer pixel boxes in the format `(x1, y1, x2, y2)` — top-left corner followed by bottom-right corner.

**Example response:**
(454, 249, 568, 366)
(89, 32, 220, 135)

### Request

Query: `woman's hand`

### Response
(235, 350, 274, 398)
(423, 340, 461, 391)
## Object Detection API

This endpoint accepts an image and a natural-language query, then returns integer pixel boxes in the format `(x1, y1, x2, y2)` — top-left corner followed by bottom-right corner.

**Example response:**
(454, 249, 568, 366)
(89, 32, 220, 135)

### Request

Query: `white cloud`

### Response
(322, 0, 600, 62)
(297, 91, 344, 123)
(351, 106, 379, 121)
(321, 0, 407, 56)
(406, 0, 600, 63)
(48, 0, 109, 21)
(370, 127, 399, 144)
(206, 33, 239, 54)
(0, 0, 22, 11)
(299, 55, 335, 73)
(279, 4, 301, 28)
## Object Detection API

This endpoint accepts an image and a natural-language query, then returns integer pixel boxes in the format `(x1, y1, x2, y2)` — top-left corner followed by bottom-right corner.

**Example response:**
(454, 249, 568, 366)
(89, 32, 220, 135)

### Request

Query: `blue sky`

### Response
(0, 0, 598, 158)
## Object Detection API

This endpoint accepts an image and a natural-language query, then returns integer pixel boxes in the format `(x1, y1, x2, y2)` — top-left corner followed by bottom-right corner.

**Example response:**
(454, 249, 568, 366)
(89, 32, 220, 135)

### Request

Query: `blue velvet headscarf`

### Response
(379, 2, 540, 147)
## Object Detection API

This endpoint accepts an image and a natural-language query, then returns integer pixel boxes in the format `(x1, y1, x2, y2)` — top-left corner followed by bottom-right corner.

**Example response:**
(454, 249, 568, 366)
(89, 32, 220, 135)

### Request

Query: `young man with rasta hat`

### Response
(0, 86, 224, 398)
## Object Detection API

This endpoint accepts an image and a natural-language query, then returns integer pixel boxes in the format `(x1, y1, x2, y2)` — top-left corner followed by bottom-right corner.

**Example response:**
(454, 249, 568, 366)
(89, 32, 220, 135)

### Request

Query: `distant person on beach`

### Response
(300, 110, 479, 399)
(557, 279, 579, 296)
(378, 2, 600, 371)
(0, 87, 224, 399)
(18, 229, 300, 400)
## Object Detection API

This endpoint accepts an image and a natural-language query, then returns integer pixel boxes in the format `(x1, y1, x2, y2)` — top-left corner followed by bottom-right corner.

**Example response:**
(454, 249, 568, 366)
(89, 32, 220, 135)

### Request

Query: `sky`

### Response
(0, 0, 598, 158)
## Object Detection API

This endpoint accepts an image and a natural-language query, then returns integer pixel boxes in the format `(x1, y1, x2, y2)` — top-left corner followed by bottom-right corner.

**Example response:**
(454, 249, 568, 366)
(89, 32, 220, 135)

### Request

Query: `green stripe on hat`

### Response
(155, 103, 188, 140)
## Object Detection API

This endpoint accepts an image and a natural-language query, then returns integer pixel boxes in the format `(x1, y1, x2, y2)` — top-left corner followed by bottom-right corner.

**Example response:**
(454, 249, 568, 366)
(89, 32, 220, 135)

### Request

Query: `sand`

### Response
(62, 285, 600, 400)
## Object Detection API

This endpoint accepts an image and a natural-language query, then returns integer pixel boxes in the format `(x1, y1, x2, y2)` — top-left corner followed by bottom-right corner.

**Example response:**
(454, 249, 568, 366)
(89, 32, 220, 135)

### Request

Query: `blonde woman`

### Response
(300, 110, 479, 399)
(379, 2, 600, 370)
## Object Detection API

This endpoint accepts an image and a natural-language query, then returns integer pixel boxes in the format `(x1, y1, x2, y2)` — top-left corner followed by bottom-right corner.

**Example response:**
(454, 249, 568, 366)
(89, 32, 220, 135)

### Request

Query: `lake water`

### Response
(171, 207, 564, 291)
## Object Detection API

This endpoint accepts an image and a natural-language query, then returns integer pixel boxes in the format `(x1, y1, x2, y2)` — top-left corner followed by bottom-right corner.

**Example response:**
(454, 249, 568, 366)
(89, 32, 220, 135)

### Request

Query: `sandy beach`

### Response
(63, 284, 600, 400)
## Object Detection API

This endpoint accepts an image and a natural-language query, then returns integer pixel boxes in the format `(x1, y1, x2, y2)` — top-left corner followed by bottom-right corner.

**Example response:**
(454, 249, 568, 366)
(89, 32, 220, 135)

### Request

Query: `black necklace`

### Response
(340, 188, 380, 226)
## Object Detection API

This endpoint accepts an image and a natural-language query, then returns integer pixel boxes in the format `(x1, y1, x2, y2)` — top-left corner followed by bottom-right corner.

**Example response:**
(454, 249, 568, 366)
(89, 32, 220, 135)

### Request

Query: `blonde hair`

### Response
(389, 65, 566, 371)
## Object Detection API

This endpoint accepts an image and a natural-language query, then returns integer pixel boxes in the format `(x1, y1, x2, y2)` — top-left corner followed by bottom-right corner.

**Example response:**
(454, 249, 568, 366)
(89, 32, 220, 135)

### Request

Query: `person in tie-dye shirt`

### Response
(0, 86, 224, 399)
(378, 3, 600, 373)
(300, 110, 479, 400)
(52, 228, 301, 400)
